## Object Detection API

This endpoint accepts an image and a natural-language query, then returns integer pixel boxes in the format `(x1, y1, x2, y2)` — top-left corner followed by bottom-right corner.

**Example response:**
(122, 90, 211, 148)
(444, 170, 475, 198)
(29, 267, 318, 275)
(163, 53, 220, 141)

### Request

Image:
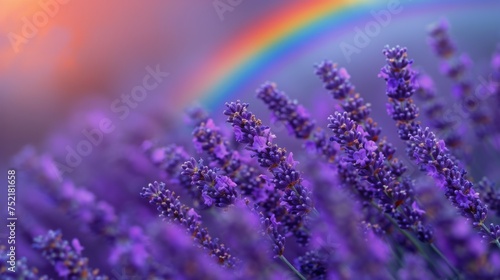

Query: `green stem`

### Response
(279, 255, 306, 280)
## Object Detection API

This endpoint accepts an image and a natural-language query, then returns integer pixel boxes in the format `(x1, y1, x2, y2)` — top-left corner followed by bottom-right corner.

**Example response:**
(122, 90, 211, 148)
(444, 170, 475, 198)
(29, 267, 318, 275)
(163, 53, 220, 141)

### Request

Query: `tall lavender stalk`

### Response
(224, 101, 313, 279)
(181, 158, 238, 208)
(379, 45, 500, 247)
(417, 184, 500, 278)
(192, 118, 311, 246)
(257, 81, 436, 267)
(256, 81, 462, 277)
(224, 101, 314, 218)
(315, 62, 433, 242)
(256, 82, 339, 163)
(143, 143, 204, 207)
(328, 112, 432, 242)
(192, 118, 267, 201)
(140, 181, 237, 268)
(256, 82, 315, 139)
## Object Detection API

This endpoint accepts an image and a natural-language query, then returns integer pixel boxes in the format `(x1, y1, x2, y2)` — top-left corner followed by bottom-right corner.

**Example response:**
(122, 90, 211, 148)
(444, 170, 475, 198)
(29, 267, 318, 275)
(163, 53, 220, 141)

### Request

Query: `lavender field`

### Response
(2, 1, 500, 279)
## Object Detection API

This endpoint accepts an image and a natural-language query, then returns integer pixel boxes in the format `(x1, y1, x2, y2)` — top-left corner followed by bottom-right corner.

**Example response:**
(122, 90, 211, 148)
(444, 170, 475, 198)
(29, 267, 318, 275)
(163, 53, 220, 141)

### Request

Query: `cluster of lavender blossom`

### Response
(4, 19, 500, 279)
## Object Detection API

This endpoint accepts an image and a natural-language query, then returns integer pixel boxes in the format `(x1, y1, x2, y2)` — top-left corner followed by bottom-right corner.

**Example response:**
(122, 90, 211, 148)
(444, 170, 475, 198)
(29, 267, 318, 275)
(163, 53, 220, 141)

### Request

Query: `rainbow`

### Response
(176, 0, 462, 109)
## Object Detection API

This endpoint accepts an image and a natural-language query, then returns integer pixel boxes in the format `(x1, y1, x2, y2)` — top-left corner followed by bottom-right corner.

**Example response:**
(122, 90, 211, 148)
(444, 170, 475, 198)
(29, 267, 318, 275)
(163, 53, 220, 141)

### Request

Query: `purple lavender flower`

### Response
(253, 176, 311, 248)
(280, 183, 313, 216)
(379, 45, 420, 140)
(417, 184, 500, 278)
(140, 181, 236, 267)
(328, 112, 433, 242)
(192, 119, 230, 163)
(315, 61, 354, 99)
(316, 61, 374, 125)
(407, 128, 487, 223)
(261, 214, 286, 257)
(256, 82, 315, 139)
(224, 101, 274, 146)
(255, 81, 340, 164)
(192, 118, 268, 200)
(181, 158, 238, 208)
(224, 101, 313, 217)
(265, 75, 420, 246)
(33, 230, 107, 279)
(380, 45, 500, 245)
(255, 82, 408, 258)
(224, 100, 314, 254)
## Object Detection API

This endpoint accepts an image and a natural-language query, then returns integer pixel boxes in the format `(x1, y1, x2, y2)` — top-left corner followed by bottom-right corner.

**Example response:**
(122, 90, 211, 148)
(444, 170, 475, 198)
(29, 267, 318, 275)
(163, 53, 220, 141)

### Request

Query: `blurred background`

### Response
(0, 0, 499, 161)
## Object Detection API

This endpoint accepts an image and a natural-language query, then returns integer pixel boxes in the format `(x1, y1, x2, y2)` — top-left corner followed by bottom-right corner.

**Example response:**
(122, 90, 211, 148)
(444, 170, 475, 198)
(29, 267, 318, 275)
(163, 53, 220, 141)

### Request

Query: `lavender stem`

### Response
(278, 255, 307, 280)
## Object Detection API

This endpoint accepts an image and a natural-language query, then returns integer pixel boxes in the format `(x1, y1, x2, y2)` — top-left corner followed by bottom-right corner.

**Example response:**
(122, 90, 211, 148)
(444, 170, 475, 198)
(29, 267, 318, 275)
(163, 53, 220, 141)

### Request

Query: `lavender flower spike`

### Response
(328, 112, 432, 242)
(33, 230, 108, 279)
(181, 158, 238, 208)
(256, 82, 315, 139)
(315, 61, 374, 124)
(256, 81, 338, 162)
(379, 45, 420, 140)
(140, 181, 236, 267)
(408, 129, 489, 226)
(192, 118, 265, 200)
(224, 101, 313, 217)
(380, 46, 500, 245)
(315, 61, 355, 100)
